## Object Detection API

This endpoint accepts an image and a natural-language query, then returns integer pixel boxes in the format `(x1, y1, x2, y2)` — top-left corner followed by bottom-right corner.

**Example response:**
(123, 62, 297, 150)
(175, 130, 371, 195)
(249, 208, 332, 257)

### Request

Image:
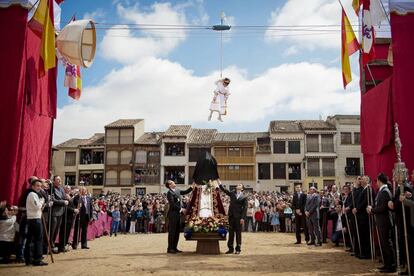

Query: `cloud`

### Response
(83, 8, 106, 22)
(54, 58, 359, 143)
(283, 45, 299, 56)
(100, 2, 188, 64)
(265, 0, 358, 50)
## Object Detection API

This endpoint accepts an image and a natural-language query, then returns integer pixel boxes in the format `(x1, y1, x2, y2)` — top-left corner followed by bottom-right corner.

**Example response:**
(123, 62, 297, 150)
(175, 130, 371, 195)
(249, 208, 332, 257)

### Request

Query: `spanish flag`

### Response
(341, 8, 360, 89)
(352, 0, 361, 15)
(29, 0, 56, 75)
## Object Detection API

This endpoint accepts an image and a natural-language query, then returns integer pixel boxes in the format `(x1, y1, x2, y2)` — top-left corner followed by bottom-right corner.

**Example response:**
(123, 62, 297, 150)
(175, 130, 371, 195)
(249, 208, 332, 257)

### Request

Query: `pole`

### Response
(63, 205, 68, 251)
(399, 184, 411, 275)
(352, 187, 362, 257)
(344, 210, 354, 251)
(373, 215, 384, 264)
(41, 214, 54, 263)
(393, 181, 401, 273)
(220, 31, 223, 78)
(340, 212, 347, 250)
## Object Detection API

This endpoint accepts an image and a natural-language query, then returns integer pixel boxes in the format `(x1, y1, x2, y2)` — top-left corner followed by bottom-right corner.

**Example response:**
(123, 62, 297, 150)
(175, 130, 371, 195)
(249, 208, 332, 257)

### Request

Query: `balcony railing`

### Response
(307, 169, 320, 177)
(215, 156, 255, 164)
(323, 169, 336, 177)
(135, 175, 160, 184)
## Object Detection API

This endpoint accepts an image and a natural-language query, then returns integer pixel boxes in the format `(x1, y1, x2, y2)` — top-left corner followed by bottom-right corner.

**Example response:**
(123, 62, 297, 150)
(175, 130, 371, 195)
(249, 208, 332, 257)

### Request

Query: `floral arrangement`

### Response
(184, 215, 228, 239)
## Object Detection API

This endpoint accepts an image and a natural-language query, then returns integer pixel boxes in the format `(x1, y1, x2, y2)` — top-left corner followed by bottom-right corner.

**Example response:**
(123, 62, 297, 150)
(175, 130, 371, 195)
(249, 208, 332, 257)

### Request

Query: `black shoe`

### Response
(235, 251, 241, 255)
(33, 261, 48, 266)
(399, 270, 409, 275)
(25, 261, 31, 266)
(294, 241, 301, 244)
(307, 242, 315, 246)
(358, 255, 370, 260)
(315, 242, 322, 247)
(379, 267, 396, 273)
(377, 266, 387, 270)
(81, 246, 90, 249)
(174, 249, 182, 253)
(58, 248, 68, 253)
(167, 250, 177, 254)
(225, 250, 234, 254)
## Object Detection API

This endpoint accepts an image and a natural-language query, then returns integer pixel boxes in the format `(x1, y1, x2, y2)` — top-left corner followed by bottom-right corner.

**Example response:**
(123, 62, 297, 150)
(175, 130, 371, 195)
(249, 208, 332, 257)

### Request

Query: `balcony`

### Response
(345, 166, 361, 176)
(323, 169, 336, 177)
(307, 169, 320, 177)
(135, 175, 160, 185)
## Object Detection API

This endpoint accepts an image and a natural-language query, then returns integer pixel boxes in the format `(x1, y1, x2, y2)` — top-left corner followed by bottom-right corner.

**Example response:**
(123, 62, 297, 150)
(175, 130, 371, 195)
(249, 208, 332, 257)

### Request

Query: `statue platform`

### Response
(187, 232, 226, 254)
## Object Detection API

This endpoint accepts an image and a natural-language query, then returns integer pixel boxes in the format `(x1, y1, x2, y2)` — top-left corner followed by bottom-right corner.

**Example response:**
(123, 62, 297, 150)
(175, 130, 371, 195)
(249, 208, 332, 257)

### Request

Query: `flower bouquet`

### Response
(184, 214, 228, 239)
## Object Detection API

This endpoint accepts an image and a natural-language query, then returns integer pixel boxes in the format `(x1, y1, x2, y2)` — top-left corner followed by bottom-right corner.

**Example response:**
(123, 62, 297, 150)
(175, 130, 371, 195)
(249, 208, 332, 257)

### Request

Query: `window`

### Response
(228, 147, 240, 156)
(147, 151, 160, 164)
(92, 172, 103, 185)
(217, 165, 254, 181)
(80, 149, 92, 164)
(64, 173, 76, 186)
(120, 150, 132, 165)
(164, 166, 185, 184)
(341, 132, 352, 144)
(64, 152, 76, 166)
(79, 172, 91, 185)
(354, 132, 360, 144)
(120, 129, 133, 144)
(321, 134, 334, 152)
(273, 163, 286, 179)
(106, 151, 118, 165)
(135, 150, 147, 164)
(189, 148, 211, 162)
(120, 170, 132, 185)
(273, 141, 285, 154)
(105, 170, 117, 185)
(106, 129, 119, 144)
(345, 158, 360, 176)
(258, 163, 271, 180)
(288, 163, 301, 180)
(309, 182, 318, 190)
(92, 151, 104, 164)
(288, 141, 301, 154)
(322, 158, 335, 176)
(307, 159, 320, 177)
(165, 143, 185, 156)
(306, 135, 319, 152)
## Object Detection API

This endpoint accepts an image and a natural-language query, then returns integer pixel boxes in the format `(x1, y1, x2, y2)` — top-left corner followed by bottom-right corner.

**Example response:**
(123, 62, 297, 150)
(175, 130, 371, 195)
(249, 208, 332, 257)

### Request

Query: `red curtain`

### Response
(0, 6, 56, 204)
(361, 77, 394, 189)
(391, 13, 414, 177)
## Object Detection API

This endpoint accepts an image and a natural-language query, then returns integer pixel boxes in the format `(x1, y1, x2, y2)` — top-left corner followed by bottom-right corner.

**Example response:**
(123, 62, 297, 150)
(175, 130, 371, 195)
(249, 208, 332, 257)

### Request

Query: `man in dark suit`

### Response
(367, 173, 396, 273)
(218, 180, 247, 255)
(58, 185, 76, 252)
(49, 176, 69, 253)
(292, 184, 309, 244)
(353, 176, 372, 259)
(305, 187, 322, 246)
(166, 180, 194, 254)
(72, 186, 92, 249)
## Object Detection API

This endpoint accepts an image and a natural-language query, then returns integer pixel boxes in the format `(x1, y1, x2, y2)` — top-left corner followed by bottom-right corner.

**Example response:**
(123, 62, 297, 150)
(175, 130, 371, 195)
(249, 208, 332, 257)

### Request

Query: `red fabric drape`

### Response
(391, 13, 414, 178)
(361, 77, 394, 189)
(0, 6, 56, 204)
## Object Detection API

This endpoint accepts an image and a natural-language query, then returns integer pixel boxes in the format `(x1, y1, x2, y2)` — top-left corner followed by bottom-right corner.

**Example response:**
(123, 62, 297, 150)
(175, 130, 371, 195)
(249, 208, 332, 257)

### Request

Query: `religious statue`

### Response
(208, 78, 231, 122)
(186, 152, 225, 220)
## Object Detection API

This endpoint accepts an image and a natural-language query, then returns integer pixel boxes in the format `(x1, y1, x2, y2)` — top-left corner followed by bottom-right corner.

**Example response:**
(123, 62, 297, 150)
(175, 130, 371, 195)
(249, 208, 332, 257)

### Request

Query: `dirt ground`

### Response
(0, 232, 383, 276)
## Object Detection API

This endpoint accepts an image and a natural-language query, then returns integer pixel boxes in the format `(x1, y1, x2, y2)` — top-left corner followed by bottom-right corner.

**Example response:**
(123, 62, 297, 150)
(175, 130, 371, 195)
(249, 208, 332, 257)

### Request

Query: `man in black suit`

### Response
(166, 180, 194, 254)
(292, 184, 309, 244)
(218, 180, 247, 255)
(72, 186, 92, 250)
(367, 173, 396, 273)
(353, 176, 372, 259)
(349, 177, 363, 258)
(49, 176, 69, 253)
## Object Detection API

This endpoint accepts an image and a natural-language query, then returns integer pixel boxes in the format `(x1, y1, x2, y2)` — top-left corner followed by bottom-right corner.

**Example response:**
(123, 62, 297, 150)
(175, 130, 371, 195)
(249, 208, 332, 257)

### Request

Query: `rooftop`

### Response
(214, 132, 268, 143)
(269, 121, 302, 133)
(105, 119, 143, 128)
(188, 129, 217, 145)
(299, 120, 336, 130)
(57, 133, 105, 148)
(135, 132, 163, 145)
(163, 125, 192, 137)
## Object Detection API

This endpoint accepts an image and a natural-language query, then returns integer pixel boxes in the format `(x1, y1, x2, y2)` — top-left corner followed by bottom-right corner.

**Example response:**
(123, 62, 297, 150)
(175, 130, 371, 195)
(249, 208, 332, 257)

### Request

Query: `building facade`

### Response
(53, 115, 364, 195)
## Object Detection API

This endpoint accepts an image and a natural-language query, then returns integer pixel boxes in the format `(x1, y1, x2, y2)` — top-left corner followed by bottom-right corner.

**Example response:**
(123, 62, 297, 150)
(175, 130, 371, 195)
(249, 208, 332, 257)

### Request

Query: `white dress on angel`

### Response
(209, 80, 230, 116)
(199, 185, 214, 218)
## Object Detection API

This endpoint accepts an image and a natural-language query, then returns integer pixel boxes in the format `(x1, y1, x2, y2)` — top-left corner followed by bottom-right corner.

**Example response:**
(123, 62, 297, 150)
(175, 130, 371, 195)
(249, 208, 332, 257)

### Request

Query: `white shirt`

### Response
(26, 191, 44, 219)
(0, 216, 17, 242)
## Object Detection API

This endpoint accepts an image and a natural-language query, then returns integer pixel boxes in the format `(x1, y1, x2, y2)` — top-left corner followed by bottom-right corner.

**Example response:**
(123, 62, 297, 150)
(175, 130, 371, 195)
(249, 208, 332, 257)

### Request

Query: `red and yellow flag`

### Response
(352, 0, 361, 15)
(29, 0, 56, 75)
(341, 8, 360, 89)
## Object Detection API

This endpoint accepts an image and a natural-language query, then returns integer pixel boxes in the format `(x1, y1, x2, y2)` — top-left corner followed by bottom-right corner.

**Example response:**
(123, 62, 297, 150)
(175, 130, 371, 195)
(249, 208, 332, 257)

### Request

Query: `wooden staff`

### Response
(351, 187, 362, 257)
(41, 214, 54, 263)
(367, 185, 374, 262)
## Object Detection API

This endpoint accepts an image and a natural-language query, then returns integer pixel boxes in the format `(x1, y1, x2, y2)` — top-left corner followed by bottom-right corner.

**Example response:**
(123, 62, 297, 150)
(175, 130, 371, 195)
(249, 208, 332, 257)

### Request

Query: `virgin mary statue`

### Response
(186, 152, 225, 219)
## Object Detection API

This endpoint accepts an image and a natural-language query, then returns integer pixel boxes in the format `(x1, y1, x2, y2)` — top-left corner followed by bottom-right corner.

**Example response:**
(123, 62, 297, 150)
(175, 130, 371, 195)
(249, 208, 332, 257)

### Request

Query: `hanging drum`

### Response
(56, 20, 96, 68)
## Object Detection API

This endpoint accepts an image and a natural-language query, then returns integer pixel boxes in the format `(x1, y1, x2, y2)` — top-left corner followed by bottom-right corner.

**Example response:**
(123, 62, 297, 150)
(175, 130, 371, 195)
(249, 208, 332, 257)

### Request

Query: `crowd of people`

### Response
(0, 173, 413, 274)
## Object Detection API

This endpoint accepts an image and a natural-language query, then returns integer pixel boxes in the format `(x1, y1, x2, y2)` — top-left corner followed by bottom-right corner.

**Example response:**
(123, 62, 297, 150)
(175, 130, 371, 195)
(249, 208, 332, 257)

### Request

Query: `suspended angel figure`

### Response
(208, 78, 231, 122)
